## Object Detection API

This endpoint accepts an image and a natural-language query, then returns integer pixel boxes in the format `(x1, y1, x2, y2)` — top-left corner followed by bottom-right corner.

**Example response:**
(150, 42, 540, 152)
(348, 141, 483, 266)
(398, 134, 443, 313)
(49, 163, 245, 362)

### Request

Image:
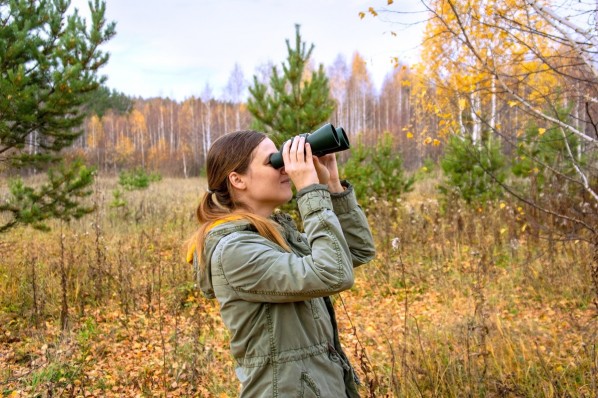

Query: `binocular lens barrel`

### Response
(268, 123, 350, 169)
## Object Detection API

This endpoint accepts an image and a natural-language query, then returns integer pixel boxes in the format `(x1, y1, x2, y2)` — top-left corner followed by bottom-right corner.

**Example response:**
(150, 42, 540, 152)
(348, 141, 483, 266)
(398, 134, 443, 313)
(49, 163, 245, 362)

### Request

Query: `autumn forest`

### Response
(69, 52, 423, 178)
(1, 0, 597, 397)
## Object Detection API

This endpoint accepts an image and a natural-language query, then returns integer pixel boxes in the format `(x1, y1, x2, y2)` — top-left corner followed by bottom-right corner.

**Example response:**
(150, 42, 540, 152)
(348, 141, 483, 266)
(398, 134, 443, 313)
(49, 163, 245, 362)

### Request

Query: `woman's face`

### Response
(233, 138, 292, 216)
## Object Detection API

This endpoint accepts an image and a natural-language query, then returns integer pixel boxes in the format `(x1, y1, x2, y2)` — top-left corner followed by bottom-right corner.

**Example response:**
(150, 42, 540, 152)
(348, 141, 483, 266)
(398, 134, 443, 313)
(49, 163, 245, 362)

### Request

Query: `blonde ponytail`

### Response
(186, 193, 291, 271)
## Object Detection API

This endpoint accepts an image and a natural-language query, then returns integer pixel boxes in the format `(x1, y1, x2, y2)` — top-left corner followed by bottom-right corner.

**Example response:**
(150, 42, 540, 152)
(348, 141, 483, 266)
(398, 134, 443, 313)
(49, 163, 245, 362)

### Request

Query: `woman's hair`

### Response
(187, 130, 290, 269)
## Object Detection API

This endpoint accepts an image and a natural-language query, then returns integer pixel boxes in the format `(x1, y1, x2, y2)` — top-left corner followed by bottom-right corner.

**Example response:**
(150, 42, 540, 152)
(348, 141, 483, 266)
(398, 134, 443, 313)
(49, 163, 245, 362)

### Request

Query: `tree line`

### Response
(66, 53, 424, 177)
(1, 0, 596, 261)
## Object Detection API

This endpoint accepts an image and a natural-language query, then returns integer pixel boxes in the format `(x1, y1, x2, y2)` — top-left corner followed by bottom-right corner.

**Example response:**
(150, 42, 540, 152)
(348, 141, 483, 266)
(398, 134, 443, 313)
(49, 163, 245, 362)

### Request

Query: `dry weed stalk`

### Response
(59, 222, 69, 331)
(466, 252, 490, 396)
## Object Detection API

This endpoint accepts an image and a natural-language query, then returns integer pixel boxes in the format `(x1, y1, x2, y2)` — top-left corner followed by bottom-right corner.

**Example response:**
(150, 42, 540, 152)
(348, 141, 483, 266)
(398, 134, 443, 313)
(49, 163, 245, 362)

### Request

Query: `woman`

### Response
(186, 130, 376, 397)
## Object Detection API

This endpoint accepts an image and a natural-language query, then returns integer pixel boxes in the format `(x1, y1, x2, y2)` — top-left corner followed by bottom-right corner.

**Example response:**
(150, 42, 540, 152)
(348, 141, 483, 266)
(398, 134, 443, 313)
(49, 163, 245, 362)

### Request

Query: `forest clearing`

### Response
(1, 176, 595, 397)
(1, 0, 597, 396)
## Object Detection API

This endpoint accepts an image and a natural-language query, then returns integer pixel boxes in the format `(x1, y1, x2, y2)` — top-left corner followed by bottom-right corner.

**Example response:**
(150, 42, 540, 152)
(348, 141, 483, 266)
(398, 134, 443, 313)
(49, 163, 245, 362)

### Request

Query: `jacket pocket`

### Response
(300, 371, 322, 398)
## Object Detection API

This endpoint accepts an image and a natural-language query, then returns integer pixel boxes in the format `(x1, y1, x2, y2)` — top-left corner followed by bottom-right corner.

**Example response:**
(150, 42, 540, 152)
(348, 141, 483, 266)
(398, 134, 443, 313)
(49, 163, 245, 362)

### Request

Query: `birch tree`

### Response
(366, 0, 598, 299)
(224, 63, 248, 131)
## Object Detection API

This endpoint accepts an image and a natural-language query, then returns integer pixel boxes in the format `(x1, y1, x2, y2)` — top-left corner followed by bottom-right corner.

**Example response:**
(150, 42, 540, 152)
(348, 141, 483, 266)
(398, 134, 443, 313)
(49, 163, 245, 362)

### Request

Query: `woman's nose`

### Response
(280, 167, 287, 175)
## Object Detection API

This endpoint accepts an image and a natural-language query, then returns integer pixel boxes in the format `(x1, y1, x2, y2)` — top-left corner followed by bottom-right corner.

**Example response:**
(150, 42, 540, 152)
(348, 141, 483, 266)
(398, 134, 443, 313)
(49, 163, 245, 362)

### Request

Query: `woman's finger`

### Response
(290, 136, 299, 159)
(281, 139, 292, 165)
(304, 142, 314, 166)
(296, 136, 306, 162)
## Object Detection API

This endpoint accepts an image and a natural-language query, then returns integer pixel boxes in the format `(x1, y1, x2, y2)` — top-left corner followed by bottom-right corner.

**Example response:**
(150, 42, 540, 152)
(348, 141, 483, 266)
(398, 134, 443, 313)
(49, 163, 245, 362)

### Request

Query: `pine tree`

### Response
(247, 24, 334, 144)
(83, 86, 133, 118)
(0, 0, 115, 232)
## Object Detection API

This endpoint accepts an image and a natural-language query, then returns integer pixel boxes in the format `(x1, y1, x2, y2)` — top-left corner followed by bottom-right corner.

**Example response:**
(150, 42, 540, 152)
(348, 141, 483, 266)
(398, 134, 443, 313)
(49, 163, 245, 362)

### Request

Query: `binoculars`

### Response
(268, 123, 350, 169)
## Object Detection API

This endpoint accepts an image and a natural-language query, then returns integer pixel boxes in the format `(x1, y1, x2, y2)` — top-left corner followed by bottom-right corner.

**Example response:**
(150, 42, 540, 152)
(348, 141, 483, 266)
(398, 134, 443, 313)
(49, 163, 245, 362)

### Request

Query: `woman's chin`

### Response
(282, 189, 293, 203)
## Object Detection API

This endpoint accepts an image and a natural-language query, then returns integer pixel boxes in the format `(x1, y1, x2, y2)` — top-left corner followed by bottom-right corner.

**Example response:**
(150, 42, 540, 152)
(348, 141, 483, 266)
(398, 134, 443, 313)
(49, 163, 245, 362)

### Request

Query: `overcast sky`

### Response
(70, 0, 426, 101)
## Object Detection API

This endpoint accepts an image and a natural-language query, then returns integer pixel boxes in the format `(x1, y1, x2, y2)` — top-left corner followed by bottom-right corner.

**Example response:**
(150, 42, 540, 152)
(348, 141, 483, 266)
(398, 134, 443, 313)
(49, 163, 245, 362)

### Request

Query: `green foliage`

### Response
(118, 168, 162, 191)
(28, 362, 81, 390)
(108, 169, 161, 222)
(0, 159, 95, 232)
(341, 132, 414, 205)
(341, 140, 373, 204)
(413, 157, 436, 181)
(0, 0, 115, 232)
(439, 135, 507, 204)
(0, 0, 116, 166)
(247, 24, 334, 145)
(110, 188, 127, 208)
(77, 317, 99, 356)
(83, 86, 133, 117)
(512, 116, 581, 193)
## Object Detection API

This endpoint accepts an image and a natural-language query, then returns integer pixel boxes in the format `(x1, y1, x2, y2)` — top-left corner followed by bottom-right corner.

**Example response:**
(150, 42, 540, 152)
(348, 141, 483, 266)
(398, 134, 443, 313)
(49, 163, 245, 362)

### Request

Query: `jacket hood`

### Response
(192, 219, 253, 299)
(190, 212, 298, 299)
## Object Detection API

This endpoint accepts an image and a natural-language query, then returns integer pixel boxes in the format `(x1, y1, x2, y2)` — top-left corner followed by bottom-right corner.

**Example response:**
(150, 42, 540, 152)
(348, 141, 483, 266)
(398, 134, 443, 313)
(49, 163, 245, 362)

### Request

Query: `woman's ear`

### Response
(228, 172, 247, 191)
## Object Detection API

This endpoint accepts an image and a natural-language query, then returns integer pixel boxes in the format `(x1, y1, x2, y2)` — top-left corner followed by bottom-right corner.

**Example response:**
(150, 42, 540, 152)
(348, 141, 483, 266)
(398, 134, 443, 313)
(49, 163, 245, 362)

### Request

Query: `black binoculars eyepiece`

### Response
(268, 123, 350, 169)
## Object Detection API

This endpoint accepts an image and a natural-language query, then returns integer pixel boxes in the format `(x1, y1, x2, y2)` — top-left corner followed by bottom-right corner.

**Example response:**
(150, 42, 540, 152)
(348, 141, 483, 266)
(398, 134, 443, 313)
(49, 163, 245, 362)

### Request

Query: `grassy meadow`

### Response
(0, 175, 596, 397)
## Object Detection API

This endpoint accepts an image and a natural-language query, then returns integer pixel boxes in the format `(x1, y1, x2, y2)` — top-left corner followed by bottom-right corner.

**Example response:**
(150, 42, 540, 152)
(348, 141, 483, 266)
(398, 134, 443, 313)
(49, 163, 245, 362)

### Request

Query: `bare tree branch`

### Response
(527, 1, 598, 82)
(559, 126, 598, 202)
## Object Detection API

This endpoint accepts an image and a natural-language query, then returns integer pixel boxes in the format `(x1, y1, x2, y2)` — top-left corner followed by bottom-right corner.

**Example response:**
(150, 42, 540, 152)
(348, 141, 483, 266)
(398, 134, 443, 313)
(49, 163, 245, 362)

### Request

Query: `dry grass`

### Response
(0, 176, 596, 397)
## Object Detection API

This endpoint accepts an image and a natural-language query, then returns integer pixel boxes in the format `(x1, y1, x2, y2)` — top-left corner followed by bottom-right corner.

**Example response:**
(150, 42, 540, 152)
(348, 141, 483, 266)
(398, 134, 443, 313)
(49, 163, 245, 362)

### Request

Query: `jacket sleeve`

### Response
(329, 181, 376, 267)
(211, 186, 354, 303)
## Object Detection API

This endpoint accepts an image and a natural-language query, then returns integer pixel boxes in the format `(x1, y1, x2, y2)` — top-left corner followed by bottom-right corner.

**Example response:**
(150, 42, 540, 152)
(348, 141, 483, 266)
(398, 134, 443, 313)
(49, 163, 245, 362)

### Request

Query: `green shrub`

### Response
(439, 135, 506, 204)
(110, 189, 127, 209)
(118, 168, 161, 191)
(511, 119, 581, 193)
(341, 132, 414, 206)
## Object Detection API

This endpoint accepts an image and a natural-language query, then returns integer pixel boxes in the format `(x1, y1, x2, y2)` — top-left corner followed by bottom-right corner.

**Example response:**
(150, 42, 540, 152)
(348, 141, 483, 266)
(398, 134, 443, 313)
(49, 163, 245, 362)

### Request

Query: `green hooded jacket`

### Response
(195, 182, 376, 397)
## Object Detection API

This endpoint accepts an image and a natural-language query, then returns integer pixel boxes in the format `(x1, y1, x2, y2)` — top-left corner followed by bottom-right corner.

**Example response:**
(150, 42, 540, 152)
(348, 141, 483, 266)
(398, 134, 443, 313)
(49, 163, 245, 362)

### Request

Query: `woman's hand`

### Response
(314, 153, 344, 193)
(281, 136, 319, 192)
